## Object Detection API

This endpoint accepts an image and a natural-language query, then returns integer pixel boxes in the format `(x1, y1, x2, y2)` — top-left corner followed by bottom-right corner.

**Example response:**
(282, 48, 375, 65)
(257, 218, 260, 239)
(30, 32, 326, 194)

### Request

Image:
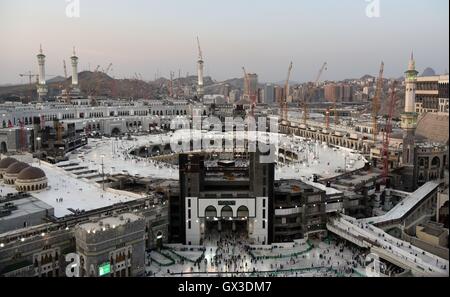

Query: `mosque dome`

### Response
(5, 162, 30, 174)
(17, 167, 46, 180)
(15, 166, 48, 192)
(0, 157, 17, 170)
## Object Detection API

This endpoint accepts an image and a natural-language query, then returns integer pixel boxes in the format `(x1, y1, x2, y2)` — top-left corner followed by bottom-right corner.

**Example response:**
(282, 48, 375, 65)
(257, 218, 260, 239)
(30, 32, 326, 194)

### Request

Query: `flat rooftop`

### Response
(78, 213, 142, 232)
(0, 196, 53, 220)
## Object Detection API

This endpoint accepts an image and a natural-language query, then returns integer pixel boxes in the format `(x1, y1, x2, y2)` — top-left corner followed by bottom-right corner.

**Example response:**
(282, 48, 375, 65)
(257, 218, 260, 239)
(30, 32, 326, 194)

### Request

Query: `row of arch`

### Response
(280, 124, 371, 153)
(152, 109, 188, 116)
(16, 182, 48, 192)
(205, 205, 249, 218)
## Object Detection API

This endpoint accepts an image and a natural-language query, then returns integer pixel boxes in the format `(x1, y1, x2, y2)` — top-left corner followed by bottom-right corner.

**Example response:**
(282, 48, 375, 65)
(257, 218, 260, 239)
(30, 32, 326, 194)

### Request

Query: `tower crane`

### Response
(103, 63, 113, 75)
(19, 71, 39, 85)
(283, 62, 293, 121)
(381, 80, 397, 185)
(305, 62, 328, 125)
(19, 71, 38, 102)
(197, 36, 203, 61)
(315, 62, 328, 87)
(19, 71, 58, 102)
(372, 61, 385, 144)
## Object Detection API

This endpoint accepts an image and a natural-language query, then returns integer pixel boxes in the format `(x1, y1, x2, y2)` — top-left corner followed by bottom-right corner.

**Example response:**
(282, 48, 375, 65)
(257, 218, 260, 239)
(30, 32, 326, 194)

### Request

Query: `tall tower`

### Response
(70, 47, 81, 96)
(36, 45, 48, 102)
(196, 37, 204, 99)
(401, 52, 419, 191)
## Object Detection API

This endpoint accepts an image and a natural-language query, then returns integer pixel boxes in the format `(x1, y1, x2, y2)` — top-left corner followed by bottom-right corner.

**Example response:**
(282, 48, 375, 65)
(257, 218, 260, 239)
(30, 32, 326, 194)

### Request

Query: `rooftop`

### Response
(78, 212, 142, 232)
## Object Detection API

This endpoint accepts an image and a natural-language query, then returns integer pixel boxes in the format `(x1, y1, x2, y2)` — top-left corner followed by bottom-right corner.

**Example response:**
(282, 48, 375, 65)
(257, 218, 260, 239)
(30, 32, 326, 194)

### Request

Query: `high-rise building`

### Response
(264, 84, 275, 105)
(324, 84, 339, 102)
(274, 86, 284, 104)
(415, 74, 449, 114)
(324, 83, 353, 102)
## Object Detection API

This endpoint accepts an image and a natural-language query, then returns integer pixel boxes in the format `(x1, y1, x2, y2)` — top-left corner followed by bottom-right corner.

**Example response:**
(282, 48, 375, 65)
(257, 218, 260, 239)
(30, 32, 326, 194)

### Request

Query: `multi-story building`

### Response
(74, 213, 146, 277)
(324, 83, 353, 102)
(264, 84, 275, 105)
(415, 75, 449, 114)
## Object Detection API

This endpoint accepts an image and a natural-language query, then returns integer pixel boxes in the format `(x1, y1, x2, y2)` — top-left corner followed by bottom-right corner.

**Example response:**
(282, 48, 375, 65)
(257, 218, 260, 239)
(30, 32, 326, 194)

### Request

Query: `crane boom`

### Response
(372, 61, 385, 143)
(197, 36, 203, 61)
(283, 62, 293, 121)
(382, 80, 397, 185)
(315, 62, 328, 86)
(104, 63, 113, 75)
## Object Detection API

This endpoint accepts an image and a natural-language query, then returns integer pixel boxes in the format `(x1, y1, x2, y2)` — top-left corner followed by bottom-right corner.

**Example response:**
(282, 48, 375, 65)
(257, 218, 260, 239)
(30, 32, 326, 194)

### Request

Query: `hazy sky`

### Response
(0, 0, 448, 84)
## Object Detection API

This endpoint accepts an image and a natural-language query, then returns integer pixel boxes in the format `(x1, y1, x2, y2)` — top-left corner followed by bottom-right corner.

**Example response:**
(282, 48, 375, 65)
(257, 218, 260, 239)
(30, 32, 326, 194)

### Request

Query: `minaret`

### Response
(196, 37, 204, 99)
(70, 47, 80, 96)
(401, 52, 419, 191)
(36, 44, 48, 102)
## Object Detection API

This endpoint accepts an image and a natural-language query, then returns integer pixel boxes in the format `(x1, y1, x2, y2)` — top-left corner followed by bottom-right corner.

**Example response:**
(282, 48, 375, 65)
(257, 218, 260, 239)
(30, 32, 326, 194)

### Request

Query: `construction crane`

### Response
(283, 62, 293, 121)
(19, 71, 38, 102)
(103, 63, 113, 75)
(315, 62, 328, 87)
(372, 61, 385, 143)
(305, 62, 328, 125)
(19, 71, 39, 85)
(381, 80, 397, 185)
(197, 36, 203, 61)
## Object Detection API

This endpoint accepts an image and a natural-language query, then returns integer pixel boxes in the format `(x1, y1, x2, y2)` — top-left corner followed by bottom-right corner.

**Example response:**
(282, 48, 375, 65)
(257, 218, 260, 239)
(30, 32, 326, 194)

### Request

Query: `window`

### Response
(263, 209, 266, 219)
(188, 199, 191, 208)
(188, 221, 191, 229)
(188, 209, 191, 219)
(263, 199, 266, 208)
(262, 220, 266, 229)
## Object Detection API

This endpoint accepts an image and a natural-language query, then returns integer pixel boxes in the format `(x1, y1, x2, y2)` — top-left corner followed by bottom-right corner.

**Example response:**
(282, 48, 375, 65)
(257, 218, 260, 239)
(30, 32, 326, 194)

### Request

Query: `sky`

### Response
(0, 0, 448, 84)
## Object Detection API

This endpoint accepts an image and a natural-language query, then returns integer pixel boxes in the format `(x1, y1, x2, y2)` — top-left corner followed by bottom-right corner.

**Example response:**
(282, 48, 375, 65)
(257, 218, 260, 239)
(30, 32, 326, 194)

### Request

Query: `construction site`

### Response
(0, 32, 448, 279)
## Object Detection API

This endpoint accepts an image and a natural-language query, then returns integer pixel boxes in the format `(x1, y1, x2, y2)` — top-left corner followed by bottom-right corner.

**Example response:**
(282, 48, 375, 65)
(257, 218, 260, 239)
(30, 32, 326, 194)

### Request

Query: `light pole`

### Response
(101, 154, 105, 191)
(36, 137, 41, 165)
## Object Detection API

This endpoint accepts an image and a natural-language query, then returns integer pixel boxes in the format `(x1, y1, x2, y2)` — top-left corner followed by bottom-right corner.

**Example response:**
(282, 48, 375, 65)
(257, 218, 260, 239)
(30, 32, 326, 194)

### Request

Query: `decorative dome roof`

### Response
(5, 162, 30, 174)
(0, 157, 17, 169)
(17, 167, 46, 180)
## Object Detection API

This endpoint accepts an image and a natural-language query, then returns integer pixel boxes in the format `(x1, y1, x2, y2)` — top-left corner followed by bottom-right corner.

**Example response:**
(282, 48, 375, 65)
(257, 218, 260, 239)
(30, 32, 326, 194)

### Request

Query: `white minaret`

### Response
(404, 52, 418, 113)
(196, 37, 204, 98)
(36, 44, 48, 101)
(401, 52, 419, 190)
(70, 46, 80, 96)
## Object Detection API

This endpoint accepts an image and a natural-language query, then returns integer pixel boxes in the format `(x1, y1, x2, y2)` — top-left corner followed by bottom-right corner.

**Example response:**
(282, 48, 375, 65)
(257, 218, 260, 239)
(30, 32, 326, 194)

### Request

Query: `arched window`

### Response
(205, 206, 217, 217)
(237, 206, 249, 218)
(221, 206, 233, 218)
(431, 157, 440, 168)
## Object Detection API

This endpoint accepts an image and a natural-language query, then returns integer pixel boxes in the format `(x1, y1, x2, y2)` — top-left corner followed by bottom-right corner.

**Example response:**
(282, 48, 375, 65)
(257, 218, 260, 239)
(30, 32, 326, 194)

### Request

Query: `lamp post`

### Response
(101, 154, 105, 191)
(36, 137, 41, 165)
